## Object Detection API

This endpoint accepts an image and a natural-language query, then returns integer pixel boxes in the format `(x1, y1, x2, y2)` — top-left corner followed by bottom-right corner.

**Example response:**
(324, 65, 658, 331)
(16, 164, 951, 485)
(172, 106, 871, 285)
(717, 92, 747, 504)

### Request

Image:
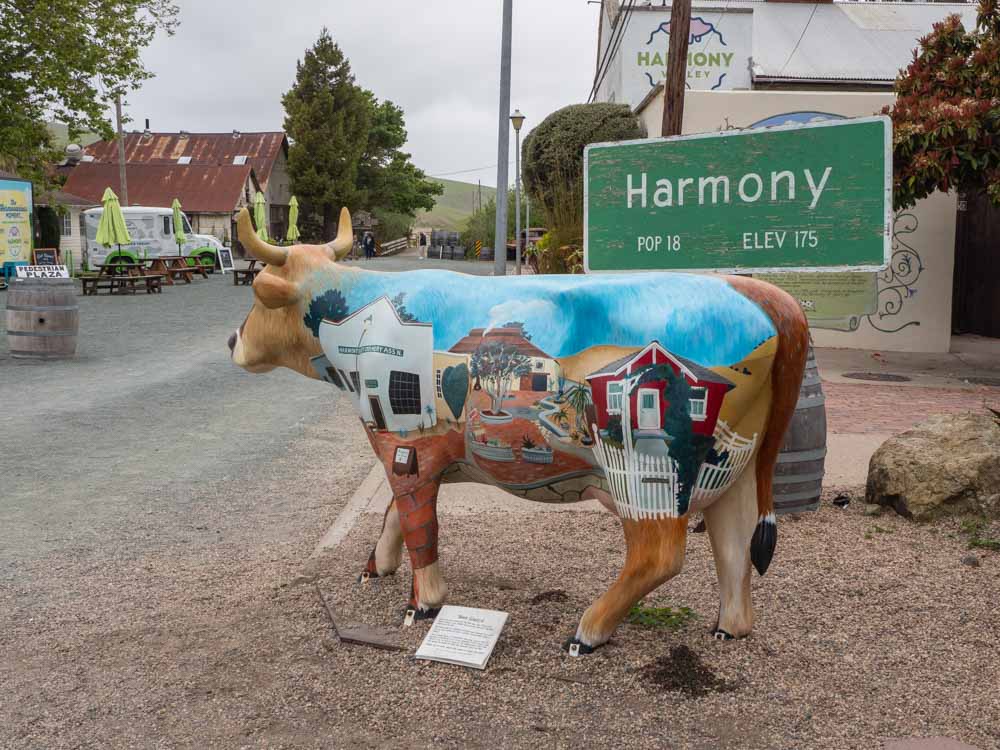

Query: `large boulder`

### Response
(866, 411, 1000, 520)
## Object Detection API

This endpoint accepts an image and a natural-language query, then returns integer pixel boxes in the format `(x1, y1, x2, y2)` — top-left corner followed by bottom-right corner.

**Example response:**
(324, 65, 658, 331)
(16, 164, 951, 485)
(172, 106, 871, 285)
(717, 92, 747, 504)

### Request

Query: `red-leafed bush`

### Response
(886, 0, 1000, 209)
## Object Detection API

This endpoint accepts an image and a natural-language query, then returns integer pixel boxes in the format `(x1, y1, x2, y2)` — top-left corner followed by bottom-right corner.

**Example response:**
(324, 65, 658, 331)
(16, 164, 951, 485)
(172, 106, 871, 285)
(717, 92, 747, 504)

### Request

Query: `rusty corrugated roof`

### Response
(449, 326, 553, 360)
(62, 163, 258, 213)
(80, 131, 286, 186)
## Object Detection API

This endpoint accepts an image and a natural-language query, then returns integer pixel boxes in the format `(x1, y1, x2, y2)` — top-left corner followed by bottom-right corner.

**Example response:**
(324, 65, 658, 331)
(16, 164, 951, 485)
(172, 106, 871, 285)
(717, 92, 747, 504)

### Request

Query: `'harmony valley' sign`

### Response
(584, 117, 891, 274)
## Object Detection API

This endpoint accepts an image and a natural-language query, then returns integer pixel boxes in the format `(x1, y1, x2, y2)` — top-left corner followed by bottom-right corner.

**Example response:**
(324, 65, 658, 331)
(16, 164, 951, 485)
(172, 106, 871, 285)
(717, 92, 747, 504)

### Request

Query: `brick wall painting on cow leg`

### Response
(305, 268, 777, 517)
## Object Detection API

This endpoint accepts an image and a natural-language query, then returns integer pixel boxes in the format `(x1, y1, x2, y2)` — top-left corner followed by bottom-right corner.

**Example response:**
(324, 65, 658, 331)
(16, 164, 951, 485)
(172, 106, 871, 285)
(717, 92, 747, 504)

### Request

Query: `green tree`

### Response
(303, 288, 349, 336)
(0, 1, 179, 189)
(469, 341, 530, 415)
(460, 189, 543, 249)
(887, 0, 1000, 208)
(358, 95, 441, 215)
(283, 29, 372, 241)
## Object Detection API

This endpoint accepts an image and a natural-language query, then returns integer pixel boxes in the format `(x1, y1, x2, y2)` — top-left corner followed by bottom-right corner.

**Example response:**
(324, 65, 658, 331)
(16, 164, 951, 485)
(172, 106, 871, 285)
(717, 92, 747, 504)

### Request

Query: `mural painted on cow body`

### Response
(229, 207, 809, 654)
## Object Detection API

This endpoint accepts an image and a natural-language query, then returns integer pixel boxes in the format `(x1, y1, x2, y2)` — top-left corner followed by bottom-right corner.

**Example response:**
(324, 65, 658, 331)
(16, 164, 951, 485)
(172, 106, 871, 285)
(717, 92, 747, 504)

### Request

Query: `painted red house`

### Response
(585, 342, 735, 437)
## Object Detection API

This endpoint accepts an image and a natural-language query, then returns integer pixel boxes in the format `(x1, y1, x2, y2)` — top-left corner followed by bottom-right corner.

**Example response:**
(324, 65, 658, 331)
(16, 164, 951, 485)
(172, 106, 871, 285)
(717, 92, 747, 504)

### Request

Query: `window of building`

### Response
(233, 155, 248, 165)
(435, 369, 443, 398)
(389, 371, 421, 415)
(60, 213, 72, 236)
(324, 367, 344, 389)
(162, 216, 172, 235)
(176, 156, 192, 165)
(350, 371, 361, 394)
(606, 381, 624, 414)
(340, 369, 354, 392)
(689, 387, 708, 420)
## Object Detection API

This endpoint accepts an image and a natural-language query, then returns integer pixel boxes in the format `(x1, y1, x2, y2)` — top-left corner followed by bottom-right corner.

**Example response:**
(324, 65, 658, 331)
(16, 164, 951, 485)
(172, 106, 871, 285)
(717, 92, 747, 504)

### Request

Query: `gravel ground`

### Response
(5, 486, 996, 749)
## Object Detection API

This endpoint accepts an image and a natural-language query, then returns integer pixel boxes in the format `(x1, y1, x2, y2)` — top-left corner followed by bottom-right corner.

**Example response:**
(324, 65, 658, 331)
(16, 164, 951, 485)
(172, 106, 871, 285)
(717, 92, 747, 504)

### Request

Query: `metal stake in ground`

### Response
(661, 0, 692, 137)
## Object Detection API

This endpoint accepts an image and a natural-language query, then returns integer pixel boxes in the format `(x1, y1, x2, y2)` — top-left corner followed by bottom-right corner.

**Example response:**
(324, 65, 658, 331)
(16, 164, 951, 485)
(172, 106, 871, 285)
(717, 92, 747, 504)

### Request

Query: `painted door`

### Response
(637, 388, 660, 429)
(531, 373, 548, 391)
(369, 396, 388, 431)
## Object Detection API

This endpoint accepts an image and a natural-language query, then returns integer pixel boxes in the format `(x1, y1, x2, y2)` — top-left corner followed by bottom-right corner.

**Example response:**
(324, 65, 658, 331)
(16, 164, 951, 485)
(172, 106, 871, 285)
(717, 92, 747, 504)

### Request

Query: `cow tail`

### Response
(725, 276, 810, 576)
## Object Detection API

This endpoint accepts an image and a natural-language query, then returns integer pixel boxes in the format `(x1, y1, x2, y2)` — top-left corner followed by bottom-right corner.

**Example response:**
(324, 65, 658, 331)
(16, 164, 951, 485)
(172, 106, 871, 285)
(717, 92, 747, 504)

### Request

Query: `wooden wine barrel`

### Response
(5, 277, 79, 359)
(773, 345, 826, 514)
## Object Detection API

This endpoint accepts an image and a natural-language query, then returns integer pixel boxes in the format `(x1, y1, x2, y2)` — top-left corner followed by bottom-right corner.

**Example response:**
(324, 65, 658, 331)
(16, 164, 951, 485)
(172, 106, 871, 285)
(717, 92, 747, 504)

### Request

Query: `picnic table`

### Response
(233, 258, 262, 286)
(81, 262, 163, 295)
(147, 255, 209, 285)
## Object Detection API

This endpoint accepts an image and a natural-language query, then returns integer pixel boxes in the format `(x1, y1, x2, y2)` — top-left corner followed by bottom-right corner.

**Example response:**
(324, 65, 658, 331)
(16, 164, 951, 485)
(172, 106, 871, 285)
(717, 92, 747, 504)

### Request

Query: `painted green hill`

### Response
(415, 178, 496, 231)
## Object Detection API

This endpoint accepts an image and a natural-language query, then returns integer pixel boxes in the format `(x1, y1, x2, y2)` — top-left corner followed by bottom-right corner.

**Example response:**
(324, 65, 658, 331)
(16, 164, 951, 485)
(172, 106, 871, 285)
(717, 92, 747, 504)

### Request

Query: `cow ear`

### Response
(253, 273, 299, 309)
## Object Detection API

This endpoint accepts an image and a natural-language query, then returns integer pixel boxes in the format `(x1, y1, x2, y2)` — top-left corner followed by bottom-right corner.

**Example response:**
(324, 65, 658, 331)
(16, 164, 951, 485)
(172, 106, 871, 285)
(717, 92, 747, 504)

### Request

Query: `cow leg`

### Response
(395, 480, 446, 620)
(360, 499, 404, 579)
(702, 468, 758, 640)
(567, 516, 687, 653)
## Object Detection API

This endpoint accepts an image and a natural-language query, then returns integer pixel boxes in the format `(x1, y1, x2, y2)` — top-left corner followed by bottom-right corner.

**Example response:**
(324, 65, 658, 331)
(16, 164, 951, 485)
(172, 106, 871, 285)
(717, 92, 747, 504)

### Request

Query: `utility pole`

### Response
(493, 0, 513, 275)
(661, 0, 692, 137)
(115, 93, 129, 205)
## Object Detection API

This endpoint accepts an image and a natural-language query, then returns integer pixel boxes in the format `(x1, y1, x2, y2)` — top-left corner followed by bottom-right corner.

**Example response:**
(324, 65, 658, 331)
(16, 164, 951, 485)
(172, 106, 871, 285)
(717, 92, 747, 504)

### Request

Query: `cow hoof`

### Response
(563, 637, 597, 656)
(712, 628, 736, 641)
(405, 606, 440, 622)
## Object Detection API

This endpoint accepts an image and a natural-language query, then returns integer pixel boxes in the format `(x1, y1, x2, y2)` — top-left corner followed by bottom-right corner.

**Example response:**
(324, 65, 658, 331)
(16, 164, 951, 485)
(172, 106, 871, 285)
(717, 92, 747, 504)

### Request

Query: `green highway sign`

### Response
(584, 116, 891, 274)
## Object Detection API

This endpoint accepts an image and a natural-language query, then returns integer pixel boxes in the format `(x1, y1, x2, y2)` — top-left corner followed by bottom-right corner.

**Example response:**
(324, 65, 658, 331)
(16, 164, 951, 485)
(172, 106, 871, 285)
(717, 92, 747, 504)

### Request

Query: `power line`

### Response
(777, 2, 818, 76)
(590, 0, 636, 103)
(428, 160, 513, 178)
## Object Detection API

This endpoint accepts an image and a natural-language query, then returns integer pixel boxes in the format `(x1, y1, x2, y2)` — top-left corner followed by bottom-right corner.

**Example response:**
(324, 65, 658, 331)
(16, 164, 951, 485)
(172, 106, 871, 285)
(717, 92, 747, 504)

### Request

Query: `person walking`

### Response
(418, 231, 427, 259)
(363, 232, 376, 260)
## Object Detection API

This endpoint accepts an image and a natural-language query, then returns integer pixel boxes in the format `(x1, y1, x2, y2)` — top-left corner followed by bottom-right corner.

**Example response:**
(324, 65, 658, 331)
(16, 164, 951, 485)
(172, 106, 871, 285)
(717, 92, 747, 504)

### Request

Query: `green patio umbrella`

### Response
(286, 195, 301, 243)
(171, 198, 186, 252)
(96, 187, 131, 260)
(252, 192, 269, 242)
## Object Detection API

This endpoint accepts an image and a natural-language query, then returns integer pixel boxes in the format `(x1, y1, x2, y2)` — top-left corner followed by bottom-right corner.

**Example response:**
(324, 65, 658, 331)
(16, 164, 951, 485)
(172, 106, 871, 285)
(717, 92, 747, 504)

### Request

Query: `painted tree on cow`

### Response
(469, 341, 531, 416)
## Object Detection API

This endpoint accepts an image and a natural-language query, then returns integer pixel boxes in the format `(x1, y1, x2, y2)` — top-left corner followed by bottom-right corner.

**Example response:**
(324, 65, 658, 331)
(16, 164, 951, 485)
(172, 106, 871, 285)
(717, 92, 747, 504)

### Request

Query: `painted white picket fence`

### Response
(591, 419, 758, 520)
(592, 429, 681, 520)
(691, 421, 758, 503)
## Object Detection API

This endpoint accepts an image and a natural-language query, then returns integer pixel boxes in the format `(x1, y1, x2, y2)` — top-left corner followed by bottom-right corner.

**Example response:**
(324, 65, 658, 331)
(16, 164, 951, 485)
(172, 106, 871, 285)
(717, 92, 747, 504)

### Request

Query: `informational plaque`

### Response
(414, 605, 508, 670)
(218, 247, 235, 273)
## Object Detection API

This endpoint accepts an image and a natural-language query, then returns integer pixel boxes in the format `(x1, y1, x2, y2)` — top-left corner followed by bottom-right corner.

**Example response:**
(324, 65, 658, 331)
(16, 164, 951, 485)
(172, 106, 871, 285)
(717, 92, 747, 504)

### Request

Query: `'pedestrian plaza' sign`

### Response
(584, 116, 891, 274)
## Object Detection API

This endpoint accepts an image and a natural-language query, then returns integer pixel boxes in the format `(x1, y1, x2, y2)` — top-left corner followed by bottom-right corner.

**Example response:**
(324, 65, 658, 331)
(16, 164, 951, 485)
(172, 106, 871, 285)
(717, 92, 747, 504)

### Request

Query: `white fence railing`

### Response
(378, 237, 409, 256)
(691, 421, 758, 504)
(591, 419, 758, 519)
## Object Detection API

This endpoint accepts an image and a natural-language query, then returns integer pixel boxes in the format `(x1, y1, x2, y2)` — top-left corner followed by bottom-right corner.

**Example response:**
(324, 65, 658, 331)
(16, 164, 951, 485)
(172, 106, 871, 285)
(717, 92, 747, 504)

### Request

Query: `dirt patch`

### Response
(530, 589, 569, 604)
(642, 645, 740, 697)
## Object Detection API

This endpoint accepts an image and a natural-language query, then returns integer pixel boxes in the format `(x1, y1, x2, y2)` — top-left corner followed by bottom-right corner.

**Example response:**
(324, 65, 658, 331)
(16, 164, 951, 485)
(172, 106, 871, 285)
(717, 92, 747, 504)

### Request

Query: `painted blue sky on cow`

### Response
(302, 268, 776, 366)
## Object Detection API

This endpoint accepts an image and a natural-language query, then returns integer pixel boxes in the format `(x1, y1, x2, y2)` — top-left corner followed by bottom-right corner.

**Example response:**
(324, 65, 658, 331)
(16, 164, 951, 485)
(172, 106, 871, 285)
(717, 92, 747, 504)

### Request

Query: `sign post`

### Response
(584, 116, 891, 274)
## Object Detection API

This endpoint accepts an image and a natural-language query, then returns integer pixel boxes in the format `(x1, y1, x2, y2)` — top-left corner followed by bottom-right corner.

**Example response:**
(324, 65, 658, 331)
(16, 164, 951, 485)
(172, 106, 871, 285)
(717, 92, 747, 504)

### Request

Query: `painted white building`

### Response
(319, 296, 436, 434)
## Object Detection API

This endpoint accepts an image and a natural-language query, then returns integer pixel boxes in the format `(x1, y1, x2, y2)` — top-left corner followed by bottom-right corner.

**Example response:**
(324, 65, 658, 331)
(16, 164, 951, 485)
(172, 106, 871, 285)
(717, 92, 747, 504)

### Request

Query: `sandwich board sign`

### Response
(584, 116, 891, 274)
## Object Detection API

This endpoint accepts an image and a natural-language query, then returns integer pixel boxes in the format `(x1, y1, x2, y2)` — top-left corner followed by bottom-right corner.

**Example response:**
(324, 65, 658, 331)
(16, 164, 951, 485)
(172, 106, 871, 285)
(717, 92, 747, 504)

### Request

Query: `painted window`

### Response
(689, 387, 708, 420)
(60, 213, 72, 236)
(535, 360, 544, 370)
(340, 369, 354, 392)
(389, 371, 421, 415)
(435, 369, 443, 397)
(324, 367, 344, 390)
(350, 371, 361, 394)
(606, 381, 624, 413)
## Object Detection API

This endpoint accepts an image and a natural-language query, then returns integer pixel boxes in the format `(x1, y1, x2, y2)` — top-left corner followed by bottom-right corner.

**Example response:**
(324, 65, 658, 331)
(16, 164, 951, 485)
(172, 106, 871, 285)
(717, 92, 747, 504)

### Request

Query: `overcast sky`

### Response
(119, 0, 600, 188)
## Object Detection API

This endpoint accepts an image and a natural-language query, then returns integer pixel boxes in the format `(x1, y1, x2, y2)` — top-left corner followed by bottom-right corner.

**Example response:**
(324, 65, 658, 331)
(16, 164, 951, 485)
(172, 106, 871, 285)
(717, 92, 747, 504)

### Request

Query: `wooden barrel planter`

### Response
(5, 277, 79, 359)
(773, 345, 827, 514)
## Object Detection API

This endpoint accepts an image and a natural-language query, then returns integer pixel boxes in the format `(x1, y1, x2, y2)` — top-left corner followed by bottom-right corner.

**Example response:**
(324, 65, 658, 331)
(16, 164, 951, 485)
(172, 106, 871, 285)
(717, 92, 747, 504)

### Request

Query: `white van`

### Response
(82, 206, 225, 269)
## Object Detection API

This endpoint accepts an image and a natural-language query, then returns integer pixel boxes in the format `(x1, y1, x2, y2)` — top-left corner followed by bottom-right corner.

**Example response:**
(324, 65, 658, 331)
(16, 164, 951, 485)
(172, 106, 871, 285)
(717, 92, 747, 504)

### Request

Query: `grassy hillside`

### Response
(46, 122, 102, 149)
(415, 178, 496, 231)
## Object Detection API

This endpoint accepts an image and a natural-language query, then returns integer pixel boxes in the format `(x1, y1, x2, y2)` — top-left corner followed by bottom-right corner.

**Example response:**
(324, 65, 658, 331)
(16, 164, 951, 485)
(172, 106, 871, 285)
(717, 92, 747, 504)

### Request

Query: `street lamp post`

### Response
(493, 0, 513, 276)
(510, 109, 525, 275)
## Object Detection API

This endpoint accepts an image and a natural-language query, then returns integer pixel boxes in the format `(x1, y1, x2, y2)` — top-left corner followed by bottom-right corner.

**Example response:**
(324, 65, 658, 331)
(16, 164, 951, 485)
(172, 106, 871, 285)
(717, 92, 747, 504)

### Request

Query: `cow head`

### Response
(228, 206, 353, 378)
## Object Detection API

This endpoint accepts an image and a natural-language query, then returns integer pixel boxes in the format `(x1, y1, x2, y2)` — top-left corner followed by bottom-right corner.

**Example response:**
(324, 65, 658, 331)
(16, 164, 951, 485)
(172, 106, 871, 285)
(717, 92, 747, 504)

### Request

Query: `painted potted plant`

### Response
(470, 341, 530, 424)
(521, 434, 554, 464)
(471, 437, 515, 462)
(564, 384, 595, 445)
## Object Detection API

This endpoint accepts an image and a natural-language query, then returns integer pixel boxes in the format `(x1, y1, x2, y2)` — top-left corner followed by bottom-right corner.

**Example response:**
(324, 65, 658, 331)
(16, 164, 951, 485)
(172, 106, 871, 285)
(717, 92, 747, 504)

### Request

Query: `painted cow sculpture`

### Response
(229, 207, 808, 653)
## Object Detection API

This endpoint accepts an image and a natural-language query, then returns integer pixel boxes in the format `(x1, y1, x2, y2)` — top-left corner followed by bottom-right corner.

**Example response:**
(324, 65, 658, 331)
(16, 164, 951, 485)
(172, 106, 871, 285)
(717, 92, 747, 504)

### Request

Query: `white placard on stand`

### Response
(414, 605, 508, 670)
(15, 265, 69, 278)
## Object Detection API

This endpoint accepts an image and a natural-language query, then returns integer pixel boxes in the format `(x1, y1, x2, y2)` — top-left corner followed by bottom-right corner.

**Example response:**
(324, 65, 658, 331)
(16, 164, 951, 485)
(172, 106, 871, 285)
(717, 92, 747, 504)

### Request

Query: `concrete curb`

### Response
(311, 463, 386, 558)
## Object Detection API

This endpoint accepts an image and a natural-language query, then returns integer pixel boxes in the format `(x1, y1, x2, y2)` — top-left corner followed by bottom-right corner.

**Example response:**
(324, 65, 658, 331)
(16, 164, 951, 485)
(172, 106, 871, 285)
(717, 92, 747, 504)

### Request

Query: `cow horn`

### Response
(236, 208, 288, 267)
(326, 207, 354, 261)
